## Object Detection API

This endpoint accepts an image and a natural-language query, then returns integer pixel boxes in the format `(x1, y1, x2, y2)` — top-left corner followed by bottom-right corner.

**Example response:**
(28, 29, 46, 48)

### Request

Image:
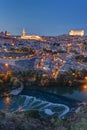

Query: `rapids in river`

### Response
(0, 95, 70, 118)
(0, 89, 82, 118)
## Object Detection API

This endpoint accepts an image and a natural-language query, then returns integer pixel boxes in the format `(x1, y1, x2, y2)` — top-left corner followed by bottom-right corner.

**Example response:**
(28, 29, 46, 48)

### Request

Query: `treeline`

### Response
(0, 68, 87, 93)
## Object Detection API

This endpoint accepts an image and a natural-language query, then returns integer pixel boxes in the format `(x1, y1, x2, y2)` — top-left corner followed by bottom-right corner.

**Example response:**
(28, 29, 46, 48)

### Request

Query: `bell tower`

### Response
(22, 28, 26, 37)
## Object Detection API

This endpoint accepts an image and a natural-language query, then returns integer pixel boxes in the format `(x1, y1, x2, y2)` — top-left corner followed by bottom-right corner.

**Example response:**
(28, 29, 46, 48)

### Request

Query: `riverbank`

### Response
(9, 82, 24, 95)
(0, 110, 65, 130)
(0, 103, 87, 130)
(0, 87, 87, 129)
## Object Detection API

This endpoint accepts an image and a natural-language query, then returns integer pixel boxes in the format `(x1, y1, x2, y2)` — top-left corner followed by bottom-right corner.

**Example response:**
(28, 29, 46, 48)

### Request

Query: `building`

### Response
(21, 29, 46, 41)
(69, 30, 84, 36)
(21, 28, 26, 37)
(5, 31, 11, 36)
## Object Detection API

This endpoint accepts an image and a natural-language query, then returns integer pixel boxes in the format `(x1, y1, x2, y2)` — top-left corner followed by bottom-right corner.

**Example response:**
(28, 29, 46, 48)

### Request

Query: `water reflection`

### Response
(4, 96, 11, 113)
(5, 97, 11, 104)
(28, 84, 87, 101)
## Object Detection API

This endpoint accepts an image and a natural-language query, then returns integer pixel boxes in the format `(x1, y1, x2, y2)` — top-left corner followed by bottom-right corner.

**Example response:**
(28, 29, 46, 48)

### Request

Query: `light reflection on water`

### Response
(27, 84, 87, 101)
(3, 96, 11, 113)
(63, 84, 87, 101)
(5, 97, 11, 105)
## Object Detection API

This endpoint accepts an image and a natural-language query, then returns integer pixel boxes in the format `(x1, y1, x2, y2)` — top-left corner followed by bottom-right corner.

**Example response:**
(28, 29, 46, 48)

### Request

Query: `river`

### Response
(24, 83, 87, 101)
(0, 84, 87, 118)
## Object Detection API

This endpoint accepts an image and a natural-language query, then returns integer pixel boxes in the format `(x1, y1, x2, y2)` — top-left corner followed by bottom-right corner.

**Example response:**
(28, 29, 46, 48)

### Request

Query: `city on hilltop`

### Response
(0, 28, 87, 129)
(0, 28, 87, 81)
(1, 0, 87, 129)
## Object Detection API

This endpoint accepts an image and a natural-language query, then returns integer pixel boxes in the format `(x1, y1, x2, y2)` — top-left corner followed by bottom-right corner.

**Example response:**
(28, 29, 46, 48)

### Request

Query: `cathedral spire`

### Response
(22, 28, 26, 36)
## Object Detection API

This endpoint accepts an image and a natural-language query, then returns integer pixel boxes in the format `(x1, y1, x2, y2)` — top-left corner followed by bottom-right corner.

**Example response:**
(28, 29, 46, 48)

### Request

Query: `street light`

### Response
(84, 76, 87, 80)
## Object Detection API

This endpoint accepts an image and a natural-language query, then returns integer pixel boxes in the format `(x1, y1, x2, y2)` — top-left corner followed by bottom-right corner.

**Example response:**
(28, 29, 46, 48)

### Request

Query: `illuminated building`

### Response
(69, 30, 84, 36)
(5, 31, 11, 36)
(21, 29, 46, 41)
(21, 28, 26, 37)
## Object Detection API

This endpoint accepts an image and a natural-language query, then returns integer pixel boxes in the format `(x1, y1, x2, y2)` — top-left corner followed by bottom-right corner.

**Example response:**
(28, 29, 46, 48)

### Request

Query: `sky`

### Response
(0, 0, 87, 36)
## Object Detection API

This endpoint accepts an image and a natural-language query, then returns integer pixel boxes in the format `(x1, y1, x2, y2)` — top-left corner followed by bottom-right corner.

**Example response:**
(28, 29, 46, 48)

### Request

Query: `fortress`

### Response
(69, 30, 84, 36)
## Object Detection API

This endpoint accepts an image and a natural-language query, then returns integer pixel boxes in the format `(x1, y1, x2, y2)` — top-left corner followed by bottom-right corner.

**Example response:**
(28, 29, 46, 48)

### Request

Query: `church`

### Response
(21, 29, 44, 41)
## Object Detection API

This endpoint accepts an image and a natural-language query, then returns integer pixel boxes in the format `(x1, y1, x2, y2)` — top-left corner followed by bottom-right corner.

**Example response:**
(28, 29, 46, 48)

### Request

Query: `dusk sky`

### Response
(0, 0, 87, 36)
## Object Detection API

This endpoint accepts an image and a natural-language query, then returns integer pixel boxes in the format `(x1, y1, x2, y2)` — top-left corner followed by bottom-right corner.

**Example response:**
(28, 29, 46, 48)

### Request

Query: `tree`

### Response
(12, 79, 20, 88)
(0, 79, 3, 87)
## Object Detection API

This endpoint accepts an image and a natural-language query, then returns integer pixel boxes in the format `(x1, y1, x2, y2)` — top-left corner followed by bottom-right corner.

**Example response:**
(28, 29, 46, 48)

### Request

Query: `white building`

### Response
(21, 29, 45, 41)
(69, 30, 84, 36)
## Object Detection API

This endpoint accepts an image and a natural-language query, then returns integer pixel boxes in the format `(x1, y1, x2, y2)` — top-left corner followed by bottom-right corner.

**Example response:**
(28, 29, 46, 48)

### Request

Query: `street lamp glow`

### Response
(83, 84, 87, 89)
(84, 76, 87, 80)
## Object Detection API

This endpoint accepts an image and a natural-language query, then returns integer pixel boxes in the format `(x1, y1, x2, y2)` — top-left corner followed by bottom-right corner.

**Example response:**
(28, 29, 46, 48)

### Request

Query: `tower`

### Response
(22, 28, 26, 37)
